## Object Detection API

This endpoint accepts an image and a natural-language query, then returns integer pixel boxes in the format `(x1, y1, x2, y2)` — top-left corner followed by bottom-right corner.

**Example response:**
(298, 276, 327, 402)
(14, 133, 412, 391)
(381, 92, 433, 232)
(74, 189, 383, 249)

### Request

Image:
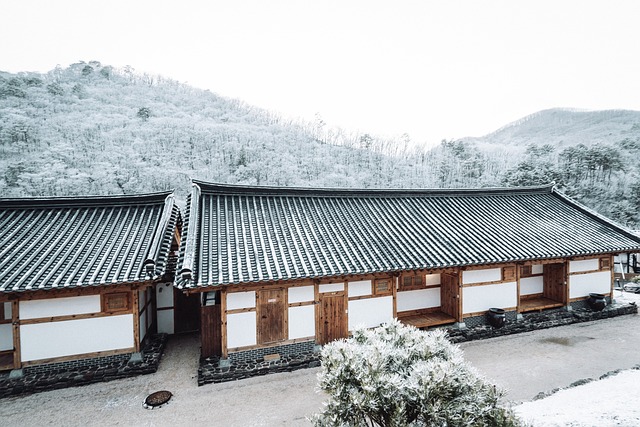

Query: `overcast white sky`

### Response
(2, 0, 639, 146)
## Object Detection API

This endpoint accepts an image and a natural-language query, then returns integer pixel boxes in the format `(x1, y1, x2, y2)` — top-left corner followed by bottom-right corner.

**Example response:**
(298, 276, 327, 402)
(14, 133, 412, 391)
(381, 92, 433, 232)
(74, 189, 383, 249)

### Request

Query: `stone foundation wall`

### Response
(199, 340, 319, 386)
(447, 303, 637, 343)
(463, 309, 519, 328)
(0, 334, 167, 399)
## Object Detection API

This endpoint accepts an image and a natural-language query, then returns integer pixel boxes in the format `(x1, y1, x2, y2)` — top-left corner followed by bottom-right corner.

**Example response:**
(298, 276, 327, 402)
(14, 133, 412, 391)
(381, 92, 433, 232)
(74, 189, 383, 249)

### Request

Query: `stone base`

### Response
(199, 341, 320, 386)
(0, 334, 167, 399)
(446, 303, 637, 343)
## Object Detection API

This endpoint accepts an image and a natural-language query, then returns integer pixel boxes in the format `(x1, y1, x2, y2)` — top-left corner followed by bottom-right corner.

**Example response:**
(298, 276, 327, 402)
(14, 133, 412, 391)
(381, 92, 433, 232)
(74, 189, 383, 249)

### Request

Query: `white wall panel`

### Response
(424, 274, 441, 285)
(3, 302, 12, 320)
(462, 268, 502, 285)
(397, 288, 440, 312)
(288, 305, 315, 339)
(348, 280, 371, 297)
(0, 324, 12, 351)
(156, 283, 174, 308)
(226, 311, 257, 348)
(226, 291, 256, 310)
(570, 271, 611, 298)
(20, 314, 134, 362)
(462, 282, 517, 314)
(319, 283, 344, 293)
(520, 276, 544, 296)
(570, 258, 599, 273)
(348, 296, 393, 330)
(157, 309, 174, 334)
(20, 295, 101, 320)
(531, 264, 544, 275)
(288, 286, 314, 303)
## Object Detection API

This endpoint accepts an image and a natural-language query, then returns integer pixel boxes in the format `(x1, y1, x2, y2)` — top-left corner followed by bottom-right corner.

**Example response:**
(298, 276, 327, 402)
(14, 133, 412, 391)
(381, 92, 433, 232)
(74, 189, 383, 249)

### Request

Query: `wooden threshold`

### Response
(519, 296, 564, 313)
(398, 311, 456, 329)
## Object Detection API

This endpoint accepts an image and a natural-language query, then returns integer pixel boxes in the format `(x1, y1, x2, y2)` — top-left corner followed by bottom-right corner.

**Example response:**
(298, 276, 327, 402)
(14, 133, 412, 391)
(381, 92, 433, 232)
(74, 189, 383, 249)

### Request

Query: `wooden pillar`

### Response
(201, 303, 221, 357)
(392, 276, 398, 319)
(12, 300, 21, 369)
(132, 290, 140, 352)
(220, 289, 228, 359)
(516, 264, 521, 314)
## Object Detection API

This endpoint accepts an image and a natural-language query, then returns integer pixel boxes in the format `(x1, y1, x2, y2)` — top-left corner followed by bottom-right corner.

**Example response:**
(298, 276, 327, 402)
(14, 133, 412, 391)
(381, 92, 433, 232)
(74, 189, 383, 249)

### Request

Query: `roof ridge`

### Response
(191, 180, 554, 197)
(0, 190, 175, 208)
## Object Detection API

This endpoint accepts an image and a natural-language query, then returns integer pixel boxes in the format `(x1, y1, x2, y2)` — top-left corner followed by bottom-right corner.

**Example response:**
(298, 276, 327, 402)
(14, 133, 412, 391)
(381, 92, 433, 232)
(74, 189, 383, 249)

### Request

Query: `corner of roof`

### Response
(552, 187, 640, 244)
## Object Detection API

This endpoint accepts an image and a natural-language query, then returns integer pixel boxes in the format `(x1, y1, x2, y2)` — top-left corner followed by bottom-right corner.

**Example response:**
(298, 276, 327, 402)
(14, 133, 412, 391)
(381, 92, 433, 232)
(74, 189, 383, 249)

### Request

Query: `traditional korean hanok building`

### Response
(0, 192, 181, 374)
(175, 180, 640, 362)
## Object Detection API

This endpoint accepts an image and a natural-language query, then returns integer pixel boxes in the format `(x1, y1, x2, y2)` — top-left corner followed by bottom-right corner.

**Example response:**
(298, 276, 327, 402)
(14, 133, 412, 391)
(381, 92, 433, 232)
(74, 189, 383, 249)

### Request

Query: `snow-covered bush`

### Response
(312, 320, 522, 427)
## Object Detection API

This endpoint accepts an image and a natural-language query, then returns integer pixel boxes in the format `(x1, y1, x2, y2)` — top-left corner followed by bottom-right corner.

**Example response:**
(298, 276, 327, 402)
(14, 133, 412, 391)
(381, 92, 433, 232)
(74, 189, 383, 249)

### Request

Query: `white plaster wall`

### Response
(520, 276, 544, 296)
(288, 305, 315, 339)
(156, 283, 174, 308)
(425, 274, 441, 285)
(570, 271, 611, 298)
(226, 311, 257, 348)
(397, 288, 440, 312)
(531, 264, 544, 275)
(570, 258, 600, 273)
(348, 280, 371, 297)
(0, 324, 12, 351)
(348, 296, 393, 330)
(20, 295, 101, 320)
(288, 286, 314, 303)
(462, 268, 502, 285)
(319, 283, 344, 293)
(20, 314, 134, 362)
(226, 291, 256, 310)
(462, 282, 517, 314)
(157, 309, 174, 334)
(3, 302, 12, 320)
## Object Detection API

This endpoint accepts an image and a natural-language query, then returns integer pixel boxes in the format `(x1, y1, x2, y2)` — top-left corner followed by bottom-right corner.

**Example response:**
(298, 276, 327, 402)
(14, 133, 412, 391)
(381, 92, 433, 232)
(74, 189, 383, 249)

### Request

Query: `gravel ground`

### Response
(1, 291, 638, 426)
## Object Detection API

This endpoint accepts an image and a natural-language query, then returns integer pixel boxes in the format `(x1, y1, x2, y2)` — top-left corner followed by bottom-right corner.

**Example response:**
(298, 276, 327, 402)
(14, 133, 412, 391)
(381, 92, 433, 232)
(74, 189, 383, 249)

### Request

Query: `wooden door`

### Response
(257, 289, 286, 344)
(543, 263, 567, 304)
(440, 273, 460, 321)
(201, 304, 222, 357)
(317, 292, 348, 345)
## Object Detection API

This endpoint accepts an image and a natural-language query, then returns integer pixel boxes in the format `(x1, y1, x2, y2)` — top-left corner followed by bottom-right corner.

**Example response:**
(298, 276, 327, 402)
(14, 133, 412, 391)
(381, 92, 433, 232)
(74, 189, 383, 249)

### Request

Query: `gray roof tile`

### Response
(0, 192, 180, 293)
(176, 181, 640, 289)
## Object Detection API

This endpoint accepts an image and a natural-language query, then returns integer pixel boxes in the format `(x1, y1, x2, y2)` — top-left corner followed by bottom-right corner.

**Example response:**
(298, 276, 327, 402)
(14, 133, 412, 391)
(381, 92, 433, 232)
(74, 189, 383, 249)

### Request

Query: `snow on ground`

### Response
(515, 369, 640, 426)
(514, 289, 640, 426)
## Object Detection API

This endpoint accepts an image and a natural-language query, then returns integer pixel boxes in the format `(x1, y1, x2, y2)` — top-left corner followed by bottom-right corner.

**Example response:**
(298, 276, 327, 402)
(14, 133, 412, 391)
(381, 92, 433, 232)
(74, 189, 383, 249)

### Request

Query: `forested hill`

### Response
(2, 62, 640, 227)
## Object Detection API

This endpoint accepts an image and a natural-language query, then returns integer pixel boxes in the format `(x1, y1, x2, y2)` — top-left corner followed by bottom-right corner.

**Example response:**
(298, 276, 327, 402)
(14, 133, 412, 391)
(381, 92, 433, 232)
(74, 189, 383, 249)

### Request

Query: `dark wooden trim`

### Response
(132, 291, 140, 353)
(288, 301, 315, 307)
(156, 306, 173, 311)
(226, 307, 257, 314)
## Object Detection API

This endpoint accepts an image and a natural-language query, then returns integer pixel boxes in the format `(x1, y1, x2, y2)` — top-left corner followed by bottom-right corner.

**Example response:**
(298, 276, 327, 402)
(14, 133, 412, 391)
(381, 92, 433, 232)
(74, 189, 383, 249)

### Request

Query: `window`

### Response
(520, 265, 532, 277)
(373, 277, 393, 295)
(399, 273, 424, 291)
(102, 292, 130, 312)
(502, 266, 516, 281)
(600, 257, 611, 270)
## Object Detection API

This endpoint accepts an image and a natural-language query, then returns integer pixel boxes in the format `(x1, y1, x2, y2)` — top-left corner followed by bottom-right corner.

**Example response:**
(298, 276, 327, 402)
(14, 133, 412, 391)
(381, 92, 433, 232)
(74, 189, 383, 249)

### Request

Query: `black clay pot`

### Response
(487, 308, 506, 329)
(587, 293, 606, 311)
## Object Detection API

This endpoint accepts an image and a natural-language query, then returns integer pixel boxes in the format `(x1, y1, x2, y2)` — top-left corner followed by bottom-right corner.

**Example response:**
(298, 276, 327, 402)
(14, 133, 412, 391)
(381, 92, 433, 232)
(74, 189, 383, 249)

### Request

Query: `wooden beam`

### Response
(12, 300, 20, 370)
(221, 289, 228, 359)
(132, 290, 140, 352)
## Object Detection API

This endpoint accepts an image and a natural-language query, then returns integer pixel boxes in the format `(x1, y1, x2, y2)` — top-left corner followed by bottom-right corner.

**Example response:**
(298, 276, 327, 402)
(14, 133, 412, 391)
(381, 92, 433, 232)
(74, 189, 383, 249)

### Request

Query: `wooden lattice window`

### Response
(102, 292, 130, 312)
(600, 257, 611, 270)
(373, 278, 393, 296)
(399, 273, 424, 291)
(502, 266, 517, 281)
(520, 265, 532, 277)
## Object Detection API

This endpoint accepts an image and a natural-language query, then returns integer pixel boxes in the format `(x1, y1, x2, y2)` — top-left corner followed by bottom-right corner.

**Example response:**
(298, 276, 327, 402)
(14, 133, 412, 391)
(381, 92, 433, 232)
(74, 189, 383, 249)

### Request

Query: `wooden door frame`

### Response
(256, 288, 287, 345)
(316, 290, 348, 345)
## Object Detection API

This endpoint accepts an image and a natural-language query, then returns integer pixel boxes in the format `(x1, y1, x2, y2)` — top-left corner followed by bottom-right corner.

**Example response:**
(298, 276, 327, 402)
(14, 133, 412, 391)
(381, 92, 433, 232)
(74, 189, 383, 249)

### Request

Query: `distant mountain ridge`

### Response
(461, 108, 640, 149)
(1, 63, 640, 226)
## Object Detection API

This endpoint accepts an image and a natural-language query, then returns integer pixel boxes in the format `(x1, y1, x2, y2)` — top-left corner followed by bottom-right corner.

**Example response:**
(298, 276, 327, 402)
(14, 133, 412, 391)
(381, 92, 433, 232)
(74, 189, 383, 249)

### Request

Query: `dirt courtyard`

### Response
(2, 294, 639, 426)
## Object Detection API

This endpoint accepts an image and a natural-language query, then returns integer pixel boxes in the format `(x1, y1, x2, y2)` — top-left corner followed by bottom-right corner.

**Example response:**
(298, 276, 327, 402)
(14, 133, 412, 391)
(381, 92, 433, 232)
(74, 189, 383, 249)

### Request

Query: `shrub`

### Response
(312, 320, 522, 427)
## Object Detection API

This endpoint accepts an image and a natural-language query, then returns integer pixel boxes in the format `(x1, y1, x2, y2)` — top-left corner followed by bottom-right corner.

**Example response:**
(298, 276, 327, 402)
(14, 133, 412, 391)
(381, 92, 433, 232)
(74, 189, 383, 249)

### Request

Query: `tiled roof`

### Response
(0, 192, 180, 293)
(176, 181, 640, 289)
